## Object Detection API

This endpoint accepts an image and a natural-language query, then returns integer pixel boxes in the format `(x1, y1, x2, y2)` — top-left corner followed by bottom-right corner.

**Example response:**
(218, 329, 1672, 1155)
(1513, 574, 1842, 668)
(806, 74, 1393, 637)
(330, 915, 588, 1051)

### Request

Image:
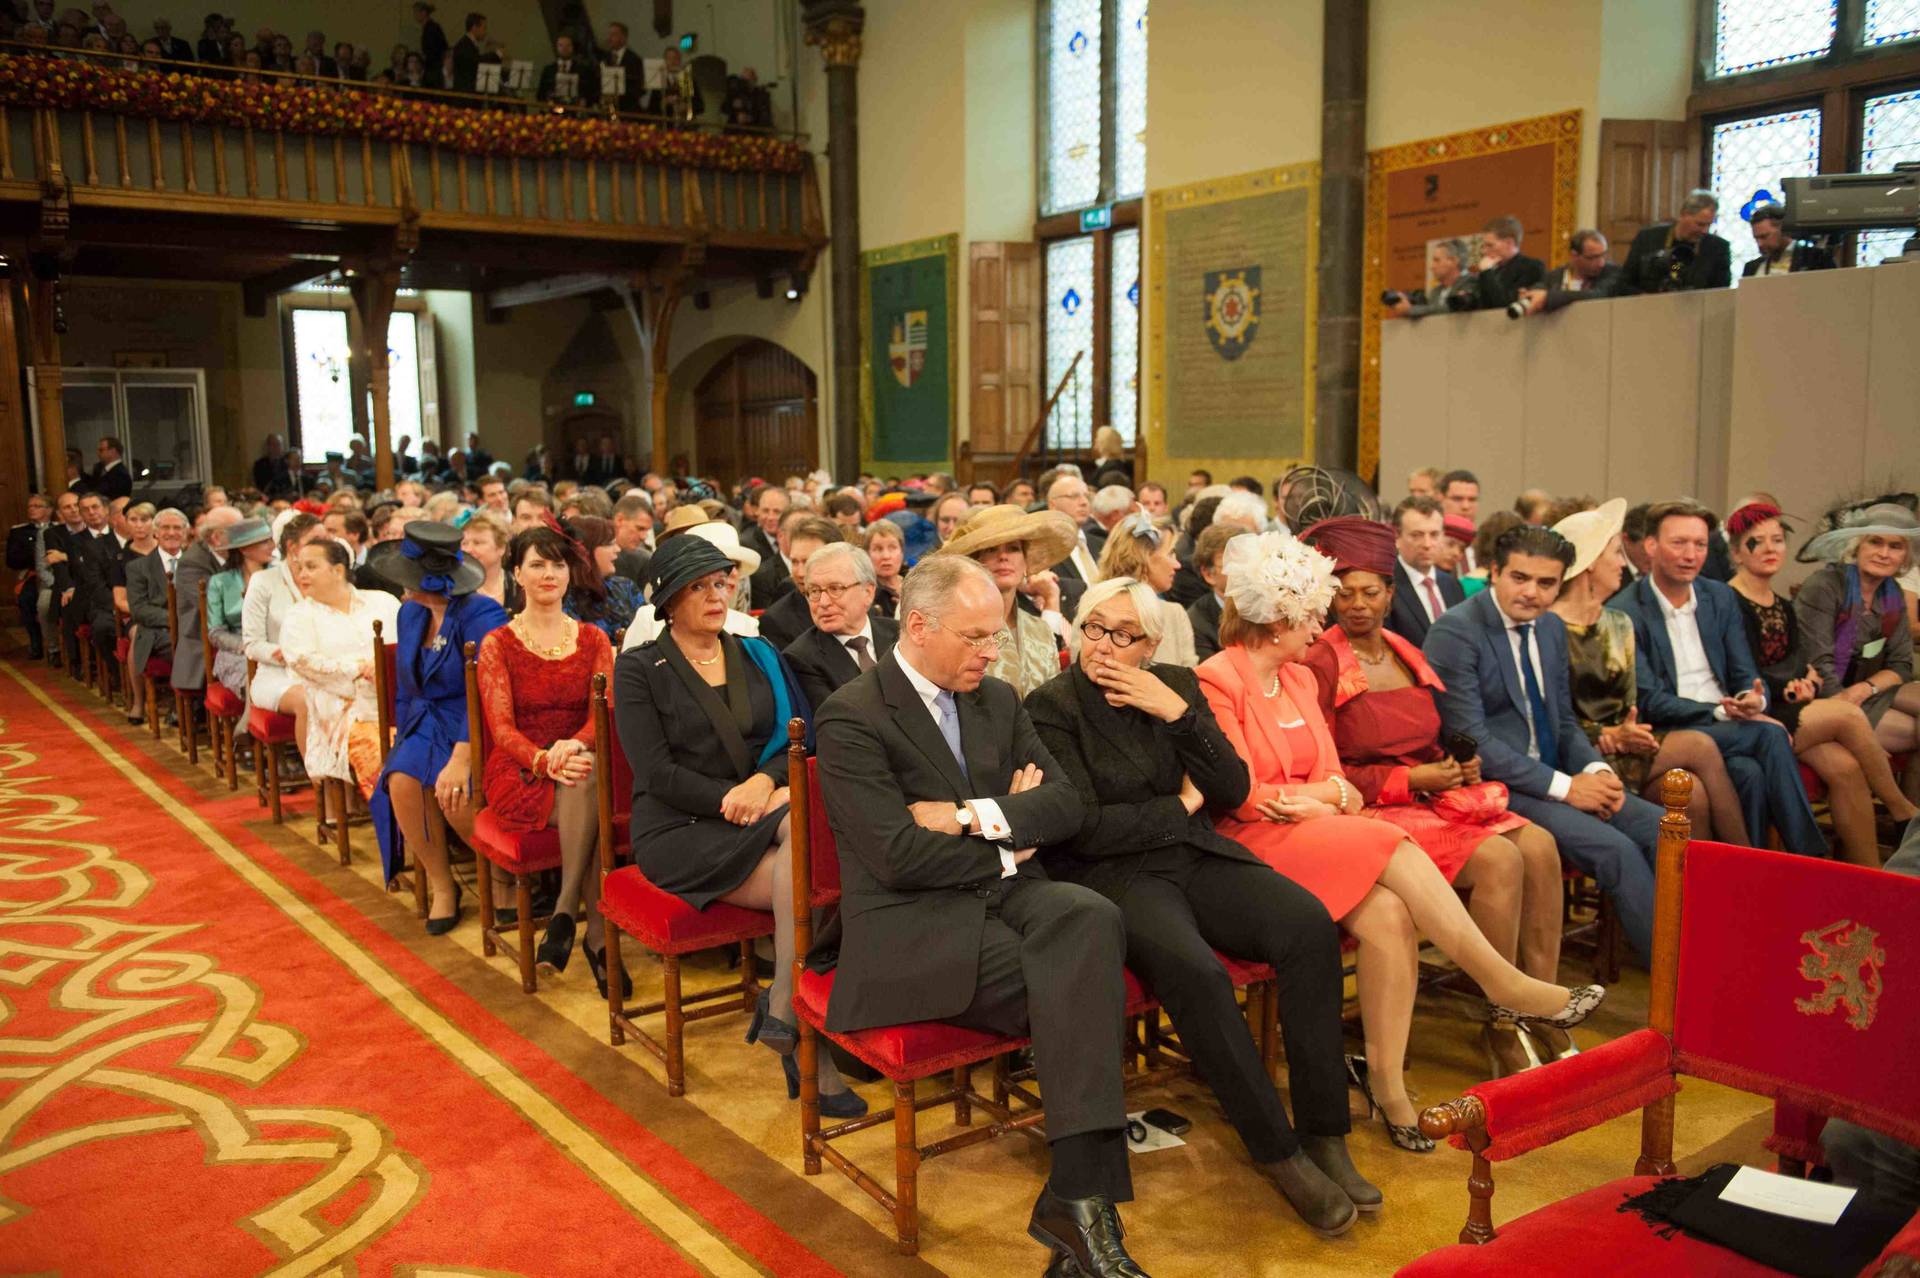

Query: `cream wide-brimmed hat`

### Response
(685, 519, 762, 575)
(655, 506, 711, 541)
(1553, 498, 1629, 581)
(934, 505, 1079, 574)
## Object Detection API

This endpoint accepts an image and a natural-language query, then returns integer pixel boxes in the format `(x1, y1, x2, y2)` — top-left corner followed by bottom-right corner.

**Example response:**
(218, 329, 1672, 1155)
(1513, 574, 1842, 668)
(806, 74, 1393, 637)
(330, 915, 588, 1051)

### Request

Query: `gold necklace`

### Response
(689, 648, 721, 666)
(514, 615, 571, 659)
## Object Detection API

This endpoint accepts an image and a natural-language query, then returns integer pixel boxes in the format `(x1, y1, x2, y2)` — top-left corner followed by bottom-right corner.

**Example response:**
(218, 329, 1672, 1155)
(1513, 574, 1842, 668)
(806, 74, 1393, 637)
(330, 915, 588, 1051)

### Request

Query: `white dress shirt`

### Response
(1490, 595, 1613, 800)
(1652, 583, 1742, 720)
(836, 619, 876, 661)
(158, 549, 180, 578)
(893, 646, 1018, 876)
(1069, 536, 1099, 584)
(1399, 555, 1446, 624)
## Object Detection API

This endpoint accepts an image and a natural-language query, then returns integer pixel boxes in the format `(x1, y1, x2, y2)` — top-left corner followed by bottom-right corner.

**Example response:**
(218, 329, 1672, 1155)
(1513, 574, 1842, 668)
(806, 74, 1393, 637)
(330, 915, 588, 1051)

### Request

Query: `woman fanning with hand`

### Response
(1198, 531, 1605, 1153)
(1027, 577, 1379, 1237)
(1548, 501, 1746, 842)
(1299, 518, 1566, 1076)
(475, 525, 618, 988)
(612, 535, 860, 1115)
(1727, 503, 1918, 864)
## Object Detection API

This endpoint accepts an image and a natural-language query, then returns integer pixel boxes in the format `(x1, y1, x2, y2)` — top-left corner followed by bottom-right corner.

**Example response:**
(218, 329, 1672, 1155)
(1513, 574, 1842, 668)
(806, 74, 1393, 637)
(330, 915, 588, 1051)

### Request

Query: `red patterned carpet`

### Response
(0, 656, 909, 1277)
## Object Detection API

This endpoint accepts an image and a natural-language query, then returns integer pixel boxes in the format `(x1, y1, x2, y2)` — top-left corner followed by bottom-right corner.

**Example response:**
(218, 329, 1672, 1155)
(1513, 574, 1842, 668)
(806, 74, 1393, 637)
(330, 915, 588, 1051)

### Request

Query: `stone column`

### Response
(1314, 0, 1367, 472)
(803, 1, 864, 486)
(22, 259, 67, 493)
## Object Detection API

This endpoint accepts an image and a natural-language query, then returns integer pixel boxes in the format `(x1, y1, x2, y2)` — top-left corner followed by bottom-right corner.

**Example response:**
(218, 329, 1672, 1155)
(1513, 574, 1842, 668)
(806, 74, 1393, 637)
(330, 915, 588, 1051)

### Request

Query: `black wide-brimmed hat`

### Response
(364, 520, 485, 596)
(648, 531, 732, 610)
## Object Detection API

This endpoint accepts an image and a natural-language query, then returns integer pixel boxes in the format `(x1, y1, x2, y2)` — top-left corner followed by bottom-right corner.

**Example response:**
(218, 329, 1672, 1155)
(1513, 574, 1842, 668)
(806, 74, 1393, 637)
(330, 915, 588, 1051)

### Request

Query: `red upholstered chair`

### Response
(1400, 770, 1920, 1278)
(198, 580, 244, 791)
(594, 675, 773, 1096)
(247, 659, 305, 824)
(464, 638, 566, 994)
(786, 725, 1048, 1256)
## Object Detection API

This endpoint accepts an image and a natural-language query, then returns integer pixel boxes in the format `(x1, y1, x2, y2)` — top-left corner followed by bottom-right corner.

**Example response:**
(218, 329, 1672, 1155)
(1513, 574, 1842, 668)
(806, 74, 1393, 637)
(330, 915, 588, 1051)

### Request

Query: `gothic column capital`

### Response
(802, 3, 864, 68)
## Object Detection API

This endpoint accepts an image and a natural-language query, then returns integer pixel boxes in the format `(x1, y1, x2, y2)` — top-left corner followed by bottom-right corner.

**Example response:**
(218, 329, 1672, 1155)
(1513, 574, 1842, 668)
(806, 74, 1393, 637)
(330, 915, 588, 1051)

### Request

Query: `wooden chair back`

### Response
(592, 673, 617, 874)
(197, 577, 215, 689)
(371, 619, 397, 762)
(166, 575, 180, 655)
(785, 719, 842, 968)
(463, 640, 486, 811)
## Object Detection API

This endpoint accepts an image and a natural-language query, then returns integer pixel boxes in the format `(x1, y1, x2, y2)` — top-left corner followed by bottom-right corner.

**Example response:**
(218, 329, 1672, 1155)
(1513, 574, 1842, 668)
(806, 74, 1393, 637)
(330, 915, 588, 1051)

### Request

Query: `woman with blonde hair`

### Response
(461, 508, 512, 608)
(1090, 512, 1198, 666)
(1090, 424, 1131, 489)
(1199, 531, 1604, 1152)
(860, 517, 907, 617)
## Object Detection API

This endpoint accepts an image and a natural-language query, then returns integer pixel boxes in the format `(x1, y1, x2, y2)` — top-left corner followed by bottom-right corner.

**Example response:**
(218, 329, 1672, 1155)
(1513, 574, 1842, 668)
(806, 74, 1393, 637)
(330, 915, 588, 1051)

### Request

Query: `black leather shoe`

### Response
(1027, 1186, 1148, 1277)
(1256, 1150, 1358, 1237)
(1043, 1250, 1087, 1277)
(1300, 1134, 1382, 1213)
(584, 943, 631, 1000)
(425, 881, 464, 937)
(536, 912, 575, 974)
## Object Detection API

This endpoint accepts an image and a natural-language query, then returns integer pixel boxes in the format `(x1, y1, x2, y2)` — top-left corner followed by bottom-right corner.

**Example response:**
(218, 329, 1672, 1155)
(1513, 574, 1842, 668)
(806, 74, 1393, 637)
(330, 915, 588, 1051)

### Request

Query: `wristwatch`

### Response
(954, 804, 975, 831)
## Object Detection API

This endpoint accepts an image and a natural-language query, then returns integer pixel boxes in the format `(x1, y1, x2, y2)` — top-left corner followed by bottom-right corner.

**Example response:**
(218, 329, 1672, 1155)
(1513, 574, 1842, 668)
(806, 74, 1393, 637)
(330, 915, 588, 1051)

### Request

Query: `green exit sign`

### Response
(1079, 205, 1112, 232)
(573, 391, 596, 406)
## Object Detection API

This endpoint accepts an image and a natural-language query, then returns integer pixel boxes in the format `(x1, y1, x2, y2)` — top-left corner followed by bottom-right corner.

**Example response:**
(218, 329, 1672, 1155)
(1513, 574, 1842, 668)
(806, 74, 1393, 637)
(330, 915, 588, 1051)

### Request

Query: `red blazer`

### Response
(1196, 645, 1347, 824)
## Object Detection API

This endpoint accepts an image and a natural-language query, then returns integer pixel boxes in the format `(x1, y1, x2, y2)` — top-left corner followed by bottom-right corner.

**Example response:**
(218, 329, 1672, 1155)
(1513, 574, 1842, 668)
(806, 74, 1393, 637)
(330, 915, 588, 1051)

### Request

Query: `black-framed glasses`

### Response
(1081, 620, 1146, 648)
(803, 581, 868, 602)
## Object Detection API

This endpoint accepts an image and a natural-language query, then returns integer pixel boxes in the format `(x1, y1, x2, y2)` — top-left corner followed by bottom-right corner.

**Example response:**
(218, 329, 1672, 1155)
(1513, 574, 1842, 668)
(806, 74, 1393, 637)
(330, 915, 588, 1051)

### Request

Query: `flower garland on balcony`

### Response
(0, 52, 806, 174)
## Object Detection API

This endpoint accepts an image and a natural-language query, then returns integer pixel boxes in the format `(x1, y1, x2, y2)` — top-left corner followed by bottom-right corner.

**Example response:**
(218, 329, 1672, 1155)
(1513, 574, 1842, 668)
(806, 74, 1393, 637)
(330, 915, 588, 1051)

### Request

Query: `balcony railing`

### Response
(0, 46, 820, 244)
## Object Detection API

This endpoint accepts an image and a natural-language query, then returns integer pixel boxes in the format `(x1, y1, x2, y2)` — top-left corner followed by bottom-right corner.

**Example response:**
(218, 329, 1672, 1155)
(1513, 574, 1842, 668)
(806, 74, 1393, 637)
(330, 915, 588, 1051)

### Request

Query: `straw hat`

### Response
(935, 505, 1078, 573)
(685, 519, 761, 575)
(656, 506, 710, 542)
(1552, 498, 1628, 580)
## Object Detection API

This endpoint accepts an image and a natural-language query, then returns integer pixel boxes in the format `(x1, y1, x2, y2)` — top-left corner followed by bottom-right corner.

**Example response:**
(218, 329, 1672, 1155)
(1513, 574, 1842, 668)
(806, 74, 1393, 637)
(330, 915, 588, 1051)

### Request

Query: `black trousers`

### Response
(944, 873, 1133, 1203)
(16, 586, 42, 655)
(1115, 853, 1348, 1164)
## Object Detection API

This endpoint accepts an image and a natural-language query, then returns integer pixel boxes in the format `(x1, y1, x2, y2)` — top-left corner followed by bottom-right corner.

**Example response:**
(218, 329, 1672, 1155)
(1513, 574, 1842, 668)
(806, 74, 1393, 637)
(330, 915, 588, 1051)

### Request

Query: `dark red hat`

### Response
(1300, 516, 1397, 577)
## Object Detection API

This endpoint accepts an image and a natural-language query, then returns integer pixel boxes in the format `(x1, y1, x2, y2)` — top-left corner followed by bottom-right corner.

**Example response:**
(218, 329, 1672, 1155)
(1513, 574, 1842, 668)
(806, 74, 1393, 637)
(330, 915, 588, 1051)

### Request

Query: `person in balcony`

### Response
(537, 34, 598, 106)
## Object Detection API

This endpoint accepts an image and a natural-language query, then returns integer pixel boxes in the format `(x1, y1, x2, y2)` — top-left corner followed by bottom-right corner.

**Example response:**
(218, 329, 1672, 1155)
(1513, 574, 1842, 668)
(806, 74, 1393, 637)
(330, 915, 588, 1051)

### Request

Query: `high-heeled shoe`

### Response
(777, 1055, 870, 1117)
(1521, 1022, 1580, 1064)
(1345, 1054, 1434, 1153)
(1487, 983, 1606, 1033)
(584, 943, 631, 1000)
(744, 988, 800, 1056)
(1482, 1019, 1538, 1078)
(536, 912, 575, 974)
(425, 880, 464, 937)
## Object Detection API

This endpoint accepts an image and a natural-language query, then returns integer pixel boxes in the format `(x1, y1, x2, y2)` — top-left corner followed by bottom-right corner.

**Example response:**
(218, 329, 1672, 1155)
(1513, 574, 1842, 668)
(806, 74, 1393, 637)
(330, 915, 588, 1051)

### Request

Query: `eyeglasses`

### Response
(951, 628, 1013, 653)
(803, 581, 868, 602)
(1080, 620, 1146, 648)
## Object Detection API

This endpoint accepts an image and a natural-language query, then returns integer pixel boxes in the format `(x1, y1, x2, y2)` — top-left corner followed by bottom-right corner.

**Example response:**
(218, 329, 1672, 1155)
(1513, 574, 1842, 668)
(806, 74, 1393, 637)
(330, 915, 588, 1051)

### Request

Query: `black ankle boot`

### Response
(1256, 1150, 1358, 1237)
(1299, 1134, 1382, 1212)
(536, 912, 575, 974)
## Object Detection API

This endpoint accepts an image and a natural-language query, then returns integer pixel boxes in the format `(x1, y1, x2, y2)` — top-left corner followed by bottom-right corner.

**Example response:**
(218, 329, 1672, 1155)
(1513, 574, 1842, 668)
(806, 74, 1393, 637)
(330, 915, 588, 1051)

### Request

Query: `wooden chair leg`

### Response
(515, 875, 535, 993)
(663, 954, 685, 1096)
(412, 850, 429, 919)
(253, 730, 267, 806)
(178, 689, 192, 752)
(225, 721, 240, 790)
(146, 677, 161, 739)
(952, 1065, 971, 1126)
(893, 1081, 920, 1255)
(267, 742, 283, 823)
(477, 864, 497, 957)
(799, 1021, 822, 1174)
(738, 939, 759, 1009)
(315, 777, 330, 847)
(184, 699, 199, 765)
(335, 780, 351, 866)
(605, 923, 626, 1046)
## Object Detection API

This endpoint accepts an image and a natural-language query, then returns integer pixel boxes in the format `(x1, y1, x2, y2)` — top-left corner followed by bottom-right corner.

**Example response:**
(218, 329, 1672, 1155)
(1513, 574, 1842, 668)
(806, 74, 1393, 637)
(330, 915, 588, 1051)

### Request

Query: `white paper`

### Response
(600, 65, 626, 99)
(554, 70, 579, 101)
(1719, 1165, 1856, 1225)
(506, 60, 533, 90)
(1124, 1111, 1187, 1154)
(475, 62, 501, 93)
(643, 57, 667, 90)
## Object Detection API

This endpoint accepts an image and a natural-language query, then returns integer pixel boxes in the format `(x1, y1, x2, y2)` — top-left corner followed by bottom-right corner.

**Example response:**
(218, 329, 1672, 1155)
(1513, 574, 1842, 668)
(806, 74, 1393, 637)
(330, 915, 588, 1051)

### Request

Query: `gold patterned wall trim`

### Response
(858, 232, 959, 476)
(1146, 162, 1320, 491)
(1359, 109, 1582, 484)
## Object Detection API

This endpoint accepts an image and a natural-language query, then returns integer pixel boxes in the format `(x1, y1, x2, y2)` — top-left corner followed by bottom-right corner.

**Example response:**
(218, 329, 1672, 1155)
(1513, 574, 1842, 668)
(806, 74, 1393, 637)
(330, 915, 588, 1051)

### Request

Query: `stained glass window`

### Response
(1045, 237, 1096, 450)
(1713, 0, 1836, 76)
(1108, 228, 1141, 445)
(1864, 0, 1920, 46)
(1045, 0, 1103, 214)
(1710, 107, 1822, 279)
(290, 308, 422, 458)
(1858, 88, 1920, 266)
(1114, 0, 1148, 200)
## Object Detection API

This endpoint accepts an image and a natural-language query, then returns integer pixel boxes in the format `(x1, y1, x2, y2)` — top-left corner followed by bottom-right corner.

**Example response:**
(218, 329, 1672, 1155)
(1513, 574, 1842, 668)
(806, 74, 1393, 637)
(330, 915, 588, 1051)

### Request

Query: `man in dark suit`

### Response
(414, 3, 448, 83)
(581, 433, 622, 488)
(152, 17, 193, 61)
(599, 20, 643, 111)
(782, 543, 899, 711)
(814, 554, 1144, 1276)
(742, 483, 786, 562)
(1465, 215, 1546, 313)
(1523, 228, 1624, 314)
(123, 508, 187, 723)
(1185, 523, 1242, 663)
(757, 516, 842, 651)
(1742, 203, 1837, 278)
(1424, 524, 1663, 959)
(1621, 189, 1733, 294)
(1046, 473, 1103, 590)
(449, 11, 485, 94)
(610, 491, 653, 586)
(537, 33, 598, 104)
(53, 493, 121, 680)
(1610, 500, 1827, 855)
(1386, 496, 1464, 646)
(749, 501, 800, 607)
(6, 492, 55, 659)
(171, 506, 243, 695)
(83, 436, 134, 501)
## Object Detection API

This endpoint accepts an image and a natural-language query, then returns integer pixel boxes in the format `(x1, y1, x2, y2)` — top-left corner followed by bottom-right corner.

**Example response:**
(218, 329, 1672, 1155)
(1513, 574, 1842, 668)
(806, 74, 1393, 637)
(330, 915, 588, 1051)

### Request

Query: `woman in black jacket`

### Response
(611, 534, 862, 1115)
(1024, 576, 1377, 1239)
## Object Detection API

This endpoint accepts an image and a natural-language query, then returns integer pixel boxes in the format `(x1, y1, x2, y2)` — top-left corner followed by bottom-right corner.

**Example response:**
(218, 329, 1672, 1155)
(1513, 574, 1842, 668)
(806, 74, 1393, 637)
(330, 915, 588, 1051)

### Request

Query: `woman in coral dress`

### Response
(1299, 517, 1569, 1076)
(1197, 532, 1604, 1152)
(476, 523, 618, 993)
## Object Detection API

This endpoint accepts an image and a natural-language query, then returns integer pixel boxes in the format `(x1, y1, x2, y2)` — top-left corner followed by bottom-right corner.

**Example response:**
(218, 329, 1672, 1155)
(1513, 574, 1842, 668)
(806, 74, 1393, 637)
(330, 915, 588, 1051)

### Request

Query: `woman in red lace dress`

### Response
(1299, 517, 1568, 1076)
(477, 524, 618, 991)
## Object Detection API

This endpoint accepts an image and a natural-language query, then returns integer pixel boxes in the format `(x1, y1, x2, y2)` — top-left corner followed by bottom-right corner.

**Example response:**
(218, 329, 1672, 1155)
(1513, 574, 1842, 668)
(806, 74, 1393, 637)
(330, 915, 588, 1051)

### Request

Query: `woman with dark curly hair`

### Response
(564, 514, 642, 638)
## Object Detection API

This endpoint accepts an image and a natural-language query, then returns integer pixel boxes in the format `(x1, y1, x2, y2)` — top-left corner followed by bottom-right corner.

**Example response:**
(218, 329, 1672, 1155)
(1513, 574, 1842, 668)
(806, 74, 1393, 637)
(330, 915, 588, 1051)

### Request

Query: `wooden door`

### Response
(968, 241, 1040, 467)
(1597, 119, 1692, 262)
(693, 340, 817, 490)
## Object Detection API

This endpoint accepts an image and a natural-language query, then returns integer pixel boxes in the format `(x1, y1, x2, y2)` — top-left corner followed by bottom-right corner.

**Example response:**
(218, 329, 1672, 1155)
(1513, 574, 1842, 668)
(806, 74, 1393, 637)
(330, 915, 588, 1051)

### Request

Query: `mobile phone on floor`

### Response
(1140, 1107, 1191, 1136)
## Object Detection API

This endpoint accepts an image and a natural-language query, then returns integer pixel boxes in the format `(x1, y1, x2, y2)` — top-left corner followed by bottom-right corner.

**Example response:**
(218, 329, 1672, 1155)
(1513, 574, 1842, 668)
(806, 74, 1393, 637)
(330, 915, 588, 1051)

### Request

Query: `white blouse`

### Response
(242, 561, 304, 669)
(279, 589, 402, 723)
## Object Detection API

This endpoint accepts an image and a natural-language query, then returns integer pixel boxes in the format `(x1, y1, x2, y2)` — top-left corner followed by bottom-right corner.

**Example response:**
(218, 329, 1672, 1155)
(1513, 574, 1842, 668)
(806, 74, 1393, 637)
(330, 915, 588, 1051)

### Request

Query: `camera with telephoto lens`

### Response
(1506, 294, 1534, 320)
(1381, 289, 1406, 306)
(1444, 278, 1479, 312)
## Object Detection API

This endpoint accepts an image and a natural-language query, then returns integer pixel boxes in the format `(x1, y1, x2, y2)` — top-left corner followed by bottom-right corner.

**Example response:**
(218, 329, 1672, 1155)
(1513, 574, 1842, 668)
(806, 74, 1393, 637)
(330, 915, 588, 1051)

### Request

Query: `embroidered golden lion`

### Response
(1795, 919, 1884, 1031)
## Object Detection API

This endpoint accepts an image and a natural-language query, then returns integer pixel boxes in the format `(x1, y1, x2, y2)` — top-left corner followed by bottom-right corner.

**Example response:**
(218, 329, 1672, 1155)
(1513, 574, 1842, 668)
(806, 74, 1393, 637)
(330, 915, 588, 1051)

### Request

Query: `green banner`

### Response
(861, 234, 956, 470)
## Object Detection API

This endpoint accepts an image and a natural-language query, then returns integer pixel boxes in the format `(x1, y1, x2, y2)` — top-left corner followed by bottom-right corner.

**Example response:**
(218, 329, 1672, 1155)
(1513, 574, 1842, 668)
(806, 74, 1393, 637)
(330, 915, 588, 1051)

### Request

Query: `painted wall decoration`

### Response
(860, 233, 958, 472)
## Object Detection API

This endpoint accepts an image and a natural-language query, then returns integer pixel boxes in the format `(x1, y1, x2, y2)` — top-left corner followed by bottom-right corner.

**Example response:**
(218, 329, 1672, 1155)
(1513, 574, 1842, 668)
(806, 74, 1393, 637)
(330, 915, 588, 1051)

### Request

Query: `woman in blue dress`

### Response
(365, 521, 510, 934)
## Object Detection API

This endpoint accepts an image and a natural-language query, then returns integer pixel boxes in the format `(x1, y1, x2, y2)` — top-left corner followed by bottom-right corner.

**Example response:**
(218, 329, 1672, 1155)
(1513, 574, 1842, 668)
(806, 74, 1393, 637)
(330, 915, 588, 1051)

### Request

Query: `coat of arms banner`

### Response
(860, 233, 958, 471)
(1148, 163, 1318, 485)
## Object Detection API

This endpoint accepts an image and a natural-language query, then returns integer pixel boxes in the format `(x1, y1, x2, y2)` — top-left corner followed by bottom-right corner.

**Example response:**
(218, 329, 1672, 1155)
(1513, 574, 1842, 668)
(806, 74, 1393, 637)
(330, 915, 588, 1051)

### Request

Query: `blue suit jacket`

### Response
(1610, 576, 1761, 728)
(1423, 589, 1600, 800)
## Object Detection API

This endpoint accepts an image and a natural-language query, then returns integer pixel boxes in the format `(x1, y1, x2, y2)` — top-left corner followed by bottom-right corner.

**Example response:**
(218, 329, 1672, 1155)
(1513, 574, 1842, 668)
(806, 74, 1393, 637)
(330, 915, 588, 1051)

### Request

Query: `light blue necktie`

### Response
(933, 689, 970, 782)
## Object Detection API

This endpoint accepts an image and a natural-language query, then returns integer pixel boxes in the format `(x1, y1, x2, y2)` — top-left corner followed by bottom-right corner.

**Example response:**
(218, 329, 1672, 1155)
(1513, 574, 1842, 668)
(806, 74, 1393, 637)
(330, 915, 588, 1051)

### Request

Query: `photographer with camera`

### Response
(1621, 189, 1732, 294)
(1465, 216, 1546, 316)
(1381, 239, 1477, 318)
(1514, 229, 1623, 318)
(1742, 203, 1837, 278)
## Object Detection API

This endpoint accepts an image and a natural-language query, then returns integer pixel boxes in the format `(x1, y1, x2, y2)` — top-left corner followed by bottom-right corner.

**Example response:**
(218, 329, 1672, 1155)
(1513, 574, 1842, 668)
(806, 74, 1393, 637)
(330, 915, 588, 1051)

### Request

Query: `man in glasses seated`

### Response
(783, 541, 899, 712)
